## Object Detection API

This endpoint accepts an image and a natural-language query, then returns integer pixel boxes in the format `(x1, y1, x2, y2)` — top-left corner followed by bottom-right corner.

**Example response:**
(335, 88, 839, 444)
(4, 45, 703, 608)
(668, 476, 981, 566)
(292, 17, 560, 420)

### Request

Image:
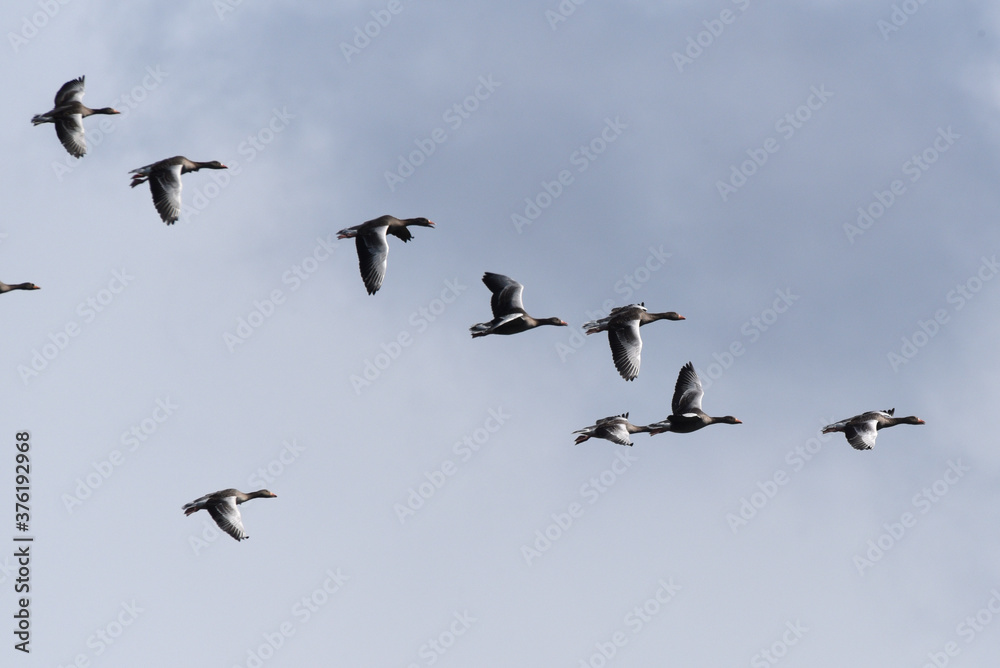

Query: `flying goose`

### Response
(582, 303, 684, 381)
(182, 488, 277, 541)
(129, 156, 228, 224)
(822, 409, 924, 450)
(0, 281, 40, 295)
(648, 362, 742, 434)
(32, 76, 120, 157)
(573, 412, 652, 446)
(337, 215, 435, 294)
(470, 273, 567, 337)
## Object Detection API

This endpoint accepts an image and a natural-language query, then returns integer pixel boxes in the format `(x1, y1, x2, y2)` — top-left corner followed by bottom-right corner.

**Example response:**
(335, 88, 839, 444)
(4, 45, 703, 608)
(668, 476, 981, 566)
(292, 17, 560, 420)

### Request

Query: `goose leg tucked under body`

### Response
(470, 272, 567, 337)
(648, 362, 742, 434)
(182, 488, 277, 541)
(337, 215, 434, 294)
(822, 409, 924, 450)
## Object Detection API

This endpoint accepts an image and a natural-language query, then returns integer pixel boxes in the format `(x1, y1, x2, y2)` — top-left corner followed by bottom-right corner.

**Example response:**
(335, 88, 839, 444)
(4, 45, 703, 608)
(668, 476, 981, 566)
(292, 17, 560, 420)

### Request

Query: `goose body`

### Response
(573, 412, 652, 446)
(582, 303, 684, 381)
(822, 409, 925, 450)
(470, 273, 567, 337)
(129, 156, 228, 224)
(182, 488, 277, 541)
(648, 362, 742, 434)
(0, 281, 40, 295)
(32, 76, 120, 157)
(337, 215, 434, 294)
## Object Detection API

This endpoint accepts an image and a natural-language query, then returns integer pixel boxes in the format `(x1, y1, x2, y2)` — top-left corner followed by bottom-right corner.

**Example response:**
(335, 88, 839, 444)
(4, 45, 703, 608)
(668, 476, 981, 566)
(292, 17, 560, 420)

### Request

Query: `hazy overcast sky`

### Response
(3, 2, 1000, 666)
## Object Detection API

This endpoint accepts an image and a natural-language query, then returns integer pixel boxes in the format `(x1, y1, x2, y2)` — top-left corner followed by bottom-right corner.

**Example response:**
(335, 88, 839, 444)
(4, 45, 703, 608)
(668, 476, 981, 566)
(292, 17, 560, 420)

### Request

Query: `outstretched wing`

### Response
(609, 322, 642, 381)
(148, 163, 184, 223)
(55, 115, 86, 157)
(207, 496, 248, 541)
(844, 420, 879, 450)
(672, 362, 704, 415)
(356, 228, 390, 294)
(55, 76, 85, 105)
(482, 273, 525, 317)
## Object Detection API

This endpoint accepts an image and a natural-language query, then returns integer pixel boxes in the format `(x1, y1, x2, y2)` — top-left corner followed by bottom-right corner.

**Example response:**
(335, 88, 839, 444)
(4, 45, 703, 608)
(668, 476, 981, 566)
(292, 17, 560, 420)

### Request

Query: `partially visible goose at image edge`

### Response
(822, 409, 925, 450)
(32, 76, 120, 158)
(573, 412, 652, 447)
(470, 272, 568, 337)
(648, 362, 742, 435)
(582, 303, 684, 381)
(337, 215, 435, 295)
(0, 281, 40, 295)
(182, 488, 277, 541)
(129, 156, 228, 224)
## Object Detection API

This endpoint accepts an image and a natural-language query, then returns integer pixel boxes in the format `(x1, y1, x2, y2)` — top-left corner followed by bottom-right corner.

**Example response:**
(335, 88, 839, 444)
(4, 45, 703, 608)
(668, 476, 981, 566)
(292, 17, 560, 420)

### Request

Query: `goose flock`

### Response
(18, 75, 927, 541)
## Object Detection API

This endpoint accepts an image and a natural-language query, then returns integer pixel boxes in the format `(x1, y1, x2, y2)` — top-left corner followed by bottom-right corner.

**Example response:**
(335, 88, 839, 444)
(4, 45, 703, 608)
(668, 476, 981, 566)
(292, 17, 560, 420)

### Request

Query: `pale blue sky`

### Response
(3, 2, 1000, 666)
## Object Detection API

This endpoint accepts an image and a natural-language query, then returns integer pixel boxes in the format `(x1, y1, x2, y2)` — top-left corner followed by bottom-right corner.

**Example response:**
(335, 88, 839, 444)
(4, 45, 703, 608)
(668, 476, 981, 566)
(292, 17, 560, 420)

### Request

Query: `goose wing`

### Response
(672, 362, 704, 415)
(55, 115, 86, 157)
(609, 320, 642, 381)
(55, 76, 85, 105)
(356, 227, 390, 294)
(844, 420, 879, 450)
(147, 163, 184, 223)
(482, 273, 525, 317)
(207, 496, 249, 541)
(598, 418, 633, 446)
